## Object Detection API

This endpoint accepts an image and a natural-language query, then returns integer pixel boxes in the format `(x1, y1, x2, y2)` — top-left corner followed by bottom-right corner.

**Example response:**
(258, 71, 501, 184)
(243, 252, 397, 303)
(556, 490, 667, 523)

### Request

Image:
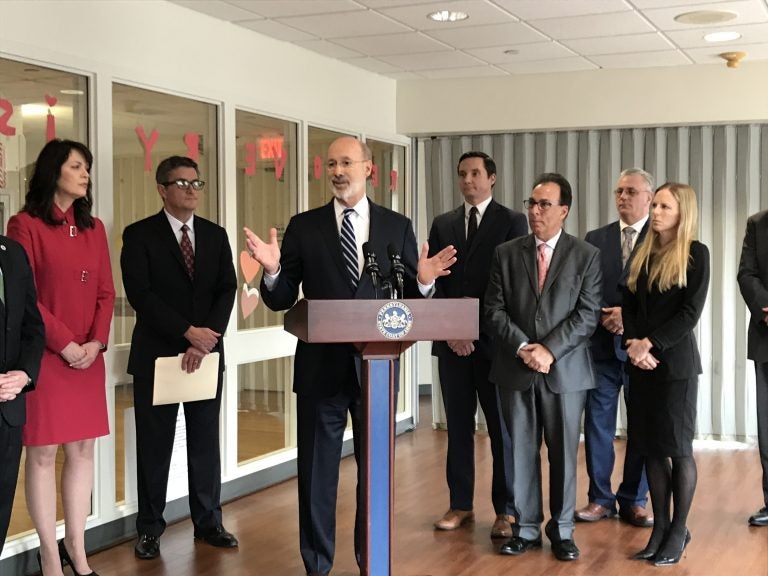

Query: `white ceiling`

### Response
(169, 0, 768, 79)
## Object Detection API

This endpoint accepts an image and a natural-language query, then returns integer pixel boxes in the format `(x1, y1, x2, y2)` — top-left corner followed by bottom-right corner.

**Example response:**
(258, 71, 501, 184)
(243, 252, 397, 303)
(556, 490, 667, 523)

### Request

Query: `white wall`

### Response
(0, 0, 398, 135)
(397, 62, 768, 135)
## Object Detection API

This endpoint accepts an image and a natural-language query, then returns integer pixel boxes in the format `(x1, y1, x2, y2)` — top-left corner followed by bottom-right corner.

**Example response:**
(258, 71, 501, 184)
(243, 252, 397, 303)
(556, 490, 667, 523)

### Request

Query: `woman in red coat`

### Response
(8, 139, 114, 576)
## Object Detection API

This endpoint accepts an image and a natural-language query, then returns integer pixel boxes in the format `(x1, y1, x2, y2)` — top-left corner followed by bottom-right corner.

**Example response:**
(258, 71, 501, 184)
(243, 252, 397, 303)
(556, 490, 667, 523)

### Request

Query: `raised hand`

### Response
(417, 241, 457, 285)
(244, 227, 281, 275)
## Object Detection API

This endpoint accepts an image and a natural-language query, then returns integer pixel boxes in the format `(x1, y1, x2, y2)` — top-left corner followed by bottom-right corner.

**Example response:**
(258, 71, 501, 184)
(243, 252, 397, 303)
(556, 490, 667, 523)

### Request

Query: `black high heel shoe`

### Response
(36, 551, 44, 576)
(632, 528, 669, 561)
(653, 529, 692, 567)
(58, 539, 99, 576)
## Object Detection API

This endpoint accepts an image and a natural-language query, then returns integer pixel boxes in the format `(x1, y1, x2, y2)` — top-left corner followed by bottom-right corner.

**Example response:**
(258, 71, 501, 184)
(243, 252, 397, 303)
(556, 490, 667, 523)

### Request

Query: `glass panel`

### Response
(307, 126, 352, 210)
(366, 138, 407, 212)
(237, 357, 295, 464)
(235, 110, 298, 330)
(0, 56, 89, 540)
(112, 84, 218, 503)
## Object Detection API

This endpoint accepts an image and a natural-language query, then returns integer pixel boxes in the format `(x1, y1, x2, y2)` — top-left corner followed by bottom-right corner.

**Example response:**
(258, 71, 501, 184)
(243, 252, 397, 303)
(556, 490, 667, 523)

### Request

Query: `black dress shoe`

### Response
(653, 529, 691, 567)
(499, 536, 542, 555)
(134, 534, 160, 560)
(195, 525, 239, 548)
(748, 506, 768, 526)
(551, 538, 580, 561)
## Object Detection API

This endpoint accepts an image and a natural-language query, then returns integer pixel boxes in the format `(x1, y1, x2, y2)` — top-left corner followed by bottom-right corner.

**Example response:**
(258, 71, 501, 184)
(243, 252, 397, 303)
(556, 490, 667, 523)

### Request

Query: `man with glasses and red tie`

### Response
(485, 173, 602, 562)
(244, 136, 456, 576)
(121, 156, 237, 561)
(576, 169, 654, 528)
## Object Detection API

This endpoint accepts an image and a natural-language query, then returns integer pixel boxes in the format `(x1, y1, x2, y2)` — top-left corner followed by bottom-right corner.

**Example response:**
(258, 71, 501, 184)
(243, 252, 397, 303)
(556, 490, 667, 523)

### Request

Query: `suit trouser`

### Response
(438, 351, 510, 514)
(296, 373, 362, 575)
(583, 357, 648, 509)
(499, 376, 585, 542)
(0, 420, 22, 556)
(133, 374, 224, 537)
(755, 362, 768, 506)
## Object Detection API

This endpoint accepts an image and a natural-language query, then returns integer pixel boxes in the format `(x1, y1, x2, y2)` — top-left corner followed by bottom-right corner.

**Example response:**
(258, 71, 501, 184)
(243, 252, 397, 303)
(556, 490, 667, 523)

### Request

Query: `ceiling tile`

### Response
(356, 0, 438, 7)
(378, 50, 485, 70)
(295, 39, 364, 59)
(387, 71, 428, 80)
(684, 41, 768, 62)
(171, 0, 263, 21)
(590, 49, 693, 68)
(666, 21, 768, 46)
(227, 0, 362, 18)
(380, 0, 517, 30)
(276, 10, 411, 37)
(563, 32, 675, 55)
(236, 19, 317, 42)
(341, 57, 403, 73)
(493, 0, 633, 20)
(630, 0, 741, 8)
(466, 42, 576, 63)
(424, 21, 548, 48)
(497, 56, 599, 74)
(642, 0, 768, 31)
(529, 11, 654, 39)
(418, 65, 510, 78)
(333, 32, 450, 56)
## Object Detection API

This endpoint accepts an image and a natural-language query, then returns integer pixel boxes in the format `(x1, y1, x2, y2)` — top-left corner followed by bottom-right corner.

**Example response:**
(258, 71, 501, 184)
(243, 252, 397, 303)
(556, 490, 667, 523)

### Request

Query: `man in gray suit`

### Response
(485, 173, 602, 561)
(737, 211, 768, 527)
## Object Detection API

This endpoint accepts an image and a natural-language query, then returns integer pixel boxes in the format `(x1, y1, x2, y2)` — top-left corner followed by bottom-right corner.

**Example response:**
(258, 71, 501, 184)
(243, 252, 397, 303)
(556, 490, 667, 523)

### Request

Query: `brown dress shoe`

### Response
(490, 514, 514, 538)
(434, 509, 474, 530)
(619, 505, 654, 527)
(574, 502, 616, 522)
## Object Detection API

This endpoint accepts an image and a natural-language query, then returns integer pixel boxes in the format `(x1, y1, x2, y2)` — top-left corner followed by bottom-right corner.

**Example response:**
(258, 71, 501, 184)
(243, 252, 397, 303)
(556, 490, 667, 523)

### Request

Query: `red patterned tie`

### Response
(180, 224, 194, 279)
(537, 243, 548, 294)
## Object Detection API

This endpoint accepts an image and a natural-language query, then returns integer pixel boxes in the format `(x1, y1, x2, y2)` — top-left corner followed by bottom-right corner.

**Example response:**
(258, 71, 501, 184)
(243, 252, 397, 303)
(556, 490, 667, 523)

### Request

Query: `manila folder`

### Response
(152, 352, 220, 406)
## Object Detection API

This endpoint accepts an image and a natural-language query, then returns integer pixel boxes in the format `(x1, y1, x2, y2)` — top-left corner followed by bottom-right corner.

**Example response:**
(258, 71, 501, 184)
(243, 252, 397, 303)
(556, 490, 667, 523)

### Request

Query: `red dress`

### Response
(8, 206, 115, 445)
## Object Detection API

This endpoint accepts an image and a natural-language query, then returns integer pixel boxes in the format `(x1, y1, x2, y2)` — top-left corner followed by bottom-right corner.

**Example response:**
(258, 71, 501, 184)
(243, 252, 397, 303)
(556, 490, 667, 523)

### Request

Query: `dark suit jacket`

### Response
(622, 241, 709, 382)
(0, 235, 45, 427)
(428, 199, 527, 360)
(585, 220, 649, 361)
(738, 211, 768, 363)
(484, 231, 602, 393)
(260, 199, 420, 397)
(121, 211, 236, 379)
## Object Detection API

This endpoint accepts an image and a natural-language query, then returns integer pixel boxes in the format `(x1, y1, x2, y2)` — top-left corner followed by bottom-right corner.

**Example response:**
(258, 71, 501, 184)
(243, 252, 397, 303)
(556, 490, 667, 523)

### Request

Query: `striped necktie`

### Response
(341, 208, 359, 289)
(621, 227, 636, 267)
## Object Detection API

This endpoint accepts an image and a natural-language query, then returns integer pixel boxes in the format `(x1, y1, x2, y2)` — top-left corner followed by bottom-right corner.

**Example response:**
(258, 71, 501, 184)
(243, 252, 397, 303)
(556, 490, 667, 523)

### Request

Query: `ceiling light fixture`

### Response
(719, 51, 746, 68)
(674, 10, 738, 25)
(427, 10, 469, 23)
(704, 31, 742, 43)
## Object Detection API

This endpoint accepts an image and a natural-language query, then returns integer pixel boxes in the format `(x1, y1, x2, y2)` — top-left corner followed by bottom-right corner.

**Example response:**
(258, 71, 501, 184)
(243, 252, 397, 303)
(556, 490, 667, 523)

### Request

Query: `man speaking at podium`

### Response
(244, 136, 455, 576)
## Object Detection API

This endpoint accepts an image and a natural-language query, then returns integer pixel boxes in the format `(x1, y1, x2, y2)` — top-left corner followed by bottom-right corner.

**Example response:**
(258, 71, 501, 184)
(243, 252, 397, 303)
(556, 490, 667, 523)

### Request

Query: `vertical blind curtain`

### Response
(421, 125, 768, 441)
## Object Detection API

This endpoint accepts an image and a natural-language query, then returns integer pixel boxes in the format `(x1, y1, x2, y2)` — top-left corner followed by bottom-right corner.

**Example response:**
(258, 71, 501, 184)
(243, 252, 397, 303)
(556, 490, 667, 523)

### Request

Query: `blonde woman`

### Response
(622, 183, 709, 567)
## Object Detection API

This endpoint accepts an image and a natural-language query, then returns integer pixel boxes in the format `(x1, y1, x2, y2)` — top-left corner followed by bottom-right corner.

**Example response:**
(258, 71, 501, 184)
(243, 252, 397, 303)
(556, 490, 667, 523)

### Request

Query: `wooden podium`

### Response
(285, 298, 479, 576)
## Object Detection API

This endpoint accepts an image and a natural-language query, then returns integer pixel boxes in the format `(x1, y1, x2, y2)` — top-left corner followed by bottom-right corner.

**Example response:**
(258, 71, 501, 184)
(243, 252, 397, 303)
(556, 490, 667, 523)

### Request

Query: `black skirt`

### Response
(627, 375, 698, 458)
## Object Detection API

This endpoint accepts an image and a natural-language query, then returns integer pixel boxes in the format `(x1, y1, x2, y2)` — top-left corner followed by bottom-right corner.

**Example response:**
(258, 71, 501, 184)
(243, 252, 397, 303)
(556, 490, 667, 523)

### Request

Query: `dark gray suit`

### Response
(485, 231, 602, 541)
(737, 211, 768, 508)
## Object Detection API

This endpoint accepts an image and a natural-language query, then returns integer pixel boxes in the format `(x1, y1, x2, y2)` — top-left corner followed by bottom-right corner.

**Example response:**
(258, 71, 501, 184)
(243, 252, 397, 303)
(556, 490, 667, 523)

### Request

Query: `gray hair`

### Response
(618, 167, 655, 192)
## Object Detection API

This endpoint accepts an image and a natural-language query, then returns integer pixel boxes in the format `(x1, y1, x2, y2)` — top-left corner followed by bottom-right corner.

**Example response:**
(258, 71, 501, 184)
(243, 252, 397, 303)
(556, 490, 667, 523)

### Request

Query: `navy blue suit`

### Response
(583, 220, 649, 511)
(260, 199, 420, 575)
(428, 200, 527, 514)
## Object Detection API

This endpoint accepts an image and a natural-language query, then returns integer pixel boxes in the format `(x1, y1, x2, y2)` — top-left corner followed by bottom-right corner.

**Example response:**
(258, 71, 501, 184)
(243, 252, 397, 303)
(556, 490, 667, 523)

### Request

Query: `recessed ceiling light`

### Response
(674, 10, 738, 25)
(60, 89, 85, 95)
(427, 10, 469, 23)
(704, 31, 742, 42)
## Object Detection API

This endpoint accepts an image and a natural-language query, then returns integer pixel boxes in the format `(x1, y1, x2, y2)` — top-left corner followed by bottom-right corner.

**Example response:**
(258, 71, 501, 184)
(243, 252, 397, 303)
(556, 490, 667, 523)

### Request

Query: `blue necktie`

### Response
(341, 208, 359, 289)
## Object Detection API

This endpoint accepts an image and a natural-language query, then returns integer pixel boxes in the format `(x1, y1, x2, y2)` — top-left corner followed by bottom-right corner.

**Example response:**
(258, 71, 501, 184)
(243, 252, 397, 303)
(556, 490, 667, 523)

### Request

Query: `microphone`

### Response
(362, 242, 380, 298)
(387, 243, 405, 299)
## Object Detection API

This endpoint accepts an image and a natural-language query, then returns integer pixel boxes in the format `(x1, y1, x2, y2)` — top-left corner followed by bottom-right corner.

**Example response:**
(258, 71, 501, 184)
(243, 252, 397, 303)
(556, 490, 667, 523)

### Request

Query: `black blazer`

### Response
(260, 199, 420, 397)
(0, 235, 45, 427)
(428, 199, 527, 359)
(622, 241, 710, 382)
(738, 211, 768, 363)
(485, 232, 603, 393)
(121, 211, 237, 379)
(585, 220, 649, 361)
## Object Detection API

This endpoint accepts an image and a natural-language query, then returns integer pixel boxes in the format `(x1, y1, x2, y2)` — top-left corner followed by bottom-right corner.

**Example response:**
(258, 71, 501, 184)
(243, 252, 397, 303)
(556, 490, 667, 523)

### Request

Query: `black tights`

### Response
(642, 455, 697, 556)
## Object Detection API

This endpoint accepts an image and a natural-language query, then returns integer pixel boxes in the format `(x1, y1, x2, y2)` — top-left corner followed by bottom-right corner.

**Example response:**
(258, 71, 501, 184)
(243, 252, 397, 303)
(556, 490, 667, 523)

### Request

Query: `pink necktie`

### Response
(537, 243, 548, 293)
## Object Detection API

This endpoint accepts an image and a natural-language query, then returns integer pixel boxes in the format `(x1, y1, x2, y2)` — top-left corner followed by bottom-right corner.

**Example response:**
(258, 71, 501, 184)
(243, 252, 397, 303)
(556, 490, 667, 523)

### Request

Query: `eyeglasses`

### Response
(523, 198, 558, 210)
(326, 159, 368, 170)
(162, 179, 206, 191)
(614, 187, 646, 197)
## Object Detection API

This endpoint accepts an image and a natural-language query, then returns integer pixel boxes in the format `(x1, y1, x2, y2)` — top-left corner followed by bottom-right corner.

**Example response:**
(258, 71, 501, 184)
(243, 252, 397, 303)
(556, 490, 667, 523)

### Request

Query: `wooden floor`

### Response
(48, 398, 768, 576)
